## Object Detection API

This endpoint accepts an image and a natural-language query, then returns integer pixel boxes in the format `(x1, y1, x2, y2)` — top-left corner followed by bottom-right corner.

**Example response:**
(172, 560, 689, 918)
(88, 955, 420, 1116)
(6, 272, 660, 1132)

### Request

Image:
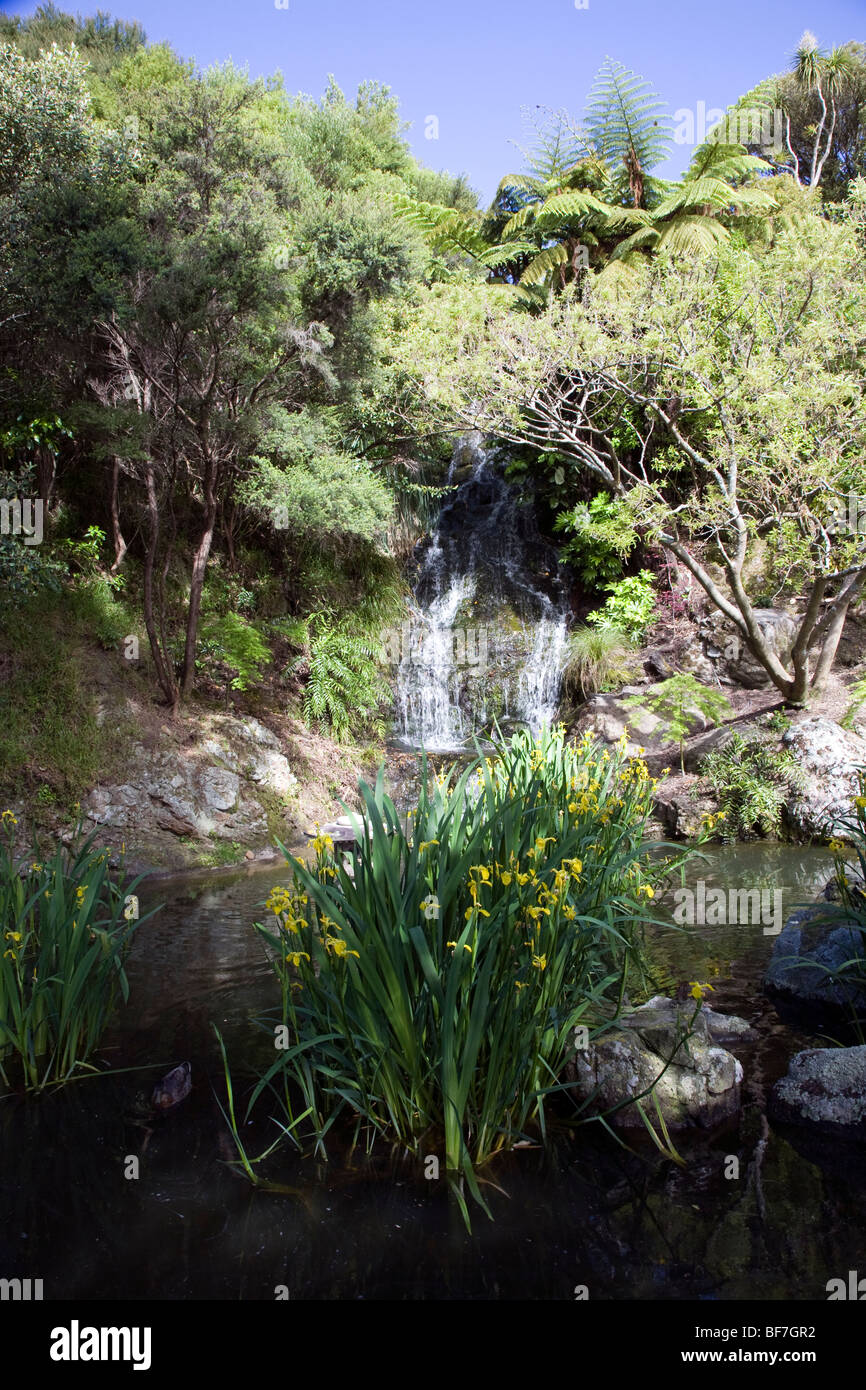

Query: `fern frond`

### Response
(654, 215, 730, 255)
(518, 242, 570, 286)
(586, 58, 673, 178)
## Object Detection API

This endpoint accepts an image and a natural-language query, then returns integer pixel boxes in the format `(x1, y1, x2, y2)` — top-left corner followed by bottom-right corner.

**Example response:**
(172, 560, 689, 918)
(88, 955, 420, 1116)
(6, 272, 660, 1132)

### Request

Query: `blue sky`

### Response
(2, 0, 864, 202)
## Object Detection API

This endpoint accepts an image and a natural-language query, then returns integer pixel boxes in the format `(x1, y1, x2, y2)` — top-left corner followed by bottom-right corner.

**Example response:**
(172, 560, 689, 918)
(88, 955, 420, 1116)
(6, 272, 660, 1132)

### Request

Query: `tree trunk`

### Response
(109, 458, 127, 572)
(142, 462, 179, 709)
(36, 445, 56, 510)
(180, 462, 218, 698)
(811, 573, 866, 692)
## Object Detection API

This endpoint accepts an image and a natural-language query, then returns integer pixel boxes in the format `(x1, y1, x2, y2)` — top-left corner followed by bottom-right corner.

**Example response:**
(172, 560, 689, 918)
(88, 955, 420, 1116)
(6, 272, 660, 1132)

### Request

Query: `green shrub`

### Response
(0, 816, 155, 1091)
(562, 625, 637, 700)
(554, 493, 637, 591)
(586, 570, 656, 643)
(699, 731, 806, 839)
(765, 709, 793, 735)
(217, 725, 696, 1224)
(200, 612, 271, 692)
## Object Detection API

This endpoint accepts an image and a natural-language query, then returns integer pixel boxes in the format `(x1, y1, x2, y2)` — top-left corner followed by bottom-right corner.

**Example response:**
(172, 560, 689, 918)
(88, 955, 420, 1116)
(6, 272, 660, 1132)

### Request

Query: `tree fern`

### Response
(509, 105, 589, 183)
(585, 58, 673, 207)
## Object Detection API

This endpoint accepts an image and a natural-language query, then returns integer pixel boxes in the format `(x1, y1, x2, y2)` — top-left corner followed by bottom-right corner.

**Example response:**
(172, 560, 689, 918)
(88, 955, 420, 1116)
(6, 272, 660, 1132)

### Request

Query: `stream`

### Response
(4, 837, 865, 1301)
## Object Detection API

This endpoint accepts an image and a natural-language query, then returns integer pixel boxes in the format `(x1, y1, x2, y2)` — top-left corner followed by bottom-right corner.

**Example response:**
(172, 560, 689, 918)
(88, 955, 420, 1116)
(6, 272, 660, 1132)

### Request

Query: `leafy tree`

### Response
(0, 4, 145, 77)
(235, 408, 392, 548)
(741, 34, 866, 196)
(437, 202, 866, 703)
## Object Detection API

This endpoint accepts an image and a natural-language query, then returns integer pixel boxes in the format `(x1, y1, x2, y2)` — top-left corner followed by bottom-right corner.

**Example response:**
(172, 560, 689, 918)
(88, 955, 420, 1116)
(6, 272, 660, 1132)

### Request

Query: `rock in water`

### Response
(769, 1047, 866, 1139)
(567, 995, 753, 1130)
(151, 1062, 192, 1111)
(763, 903, 866, 1026)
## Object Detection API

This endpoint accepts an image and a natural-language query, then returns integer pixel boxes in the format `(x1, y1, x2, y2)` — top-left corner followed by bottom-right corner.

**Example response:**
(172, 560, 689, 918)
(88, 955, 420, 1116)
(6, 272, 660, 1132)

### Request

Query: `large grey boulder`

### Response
(763, 903, 866, 1020)
(574, 683, 710, 759)
(700, 608, 799, 688)
(781, 716, 866, 840)
(569, 995, 753, 1130)
(769, 1046, 866, 1139)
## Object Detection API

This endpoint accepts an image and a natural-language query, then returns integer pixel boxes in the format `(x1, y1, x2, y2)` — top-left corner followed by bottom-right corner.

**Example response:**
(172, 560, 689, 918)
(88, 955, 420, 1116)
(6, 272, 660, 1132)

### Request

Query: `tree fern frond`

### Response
(608, 224, 660, 258)
(392, 194, 487, 257)
(494, 171, 548, 201)
(518, 242, 570, 286)
(654, 215, 730, 255)
(477, 240, 538, 268)
(585, 57, 673, 189)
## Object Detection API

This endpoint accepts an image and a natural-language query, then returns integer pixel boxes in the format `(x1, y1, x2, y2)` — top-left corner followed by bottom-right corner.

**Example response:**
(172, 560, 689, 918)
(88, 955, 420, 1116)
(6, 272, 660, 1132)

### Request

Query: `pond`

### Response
(2, 837, 863, 1301)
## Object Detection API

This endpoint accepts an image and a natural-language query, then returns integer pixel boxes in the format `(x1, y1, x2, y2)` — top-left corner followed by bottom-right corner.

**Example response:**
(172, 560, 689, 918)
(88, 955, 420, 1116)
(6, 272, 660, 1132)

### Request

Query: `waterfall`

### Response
(392, 433, 569, 751)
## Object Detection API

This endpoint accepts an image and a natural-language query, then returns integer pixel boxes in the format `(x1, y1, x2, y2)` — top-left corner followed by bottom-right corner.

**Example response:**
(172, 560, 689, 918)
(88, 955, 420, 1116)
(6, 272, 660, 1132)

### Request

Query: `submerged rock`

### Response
(769, 1047, 866, 1140)
(568, 995, 753, 1130)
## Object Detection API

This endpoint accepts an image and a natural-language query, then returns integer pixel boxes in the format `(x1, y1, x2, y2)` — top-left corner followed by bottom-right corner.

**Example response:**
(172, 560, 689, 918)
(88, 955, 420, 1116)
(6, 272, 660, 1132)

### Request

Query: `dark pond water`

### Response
(3, 838, 865, 1301)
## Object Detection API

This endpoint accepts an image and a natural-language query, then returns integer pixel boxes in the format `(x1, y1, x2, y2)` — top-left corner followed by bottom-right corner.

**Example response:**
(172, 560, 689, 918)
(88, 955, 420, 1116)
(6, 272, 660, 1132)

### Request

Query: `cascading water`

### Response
(393, 433, 569, 752)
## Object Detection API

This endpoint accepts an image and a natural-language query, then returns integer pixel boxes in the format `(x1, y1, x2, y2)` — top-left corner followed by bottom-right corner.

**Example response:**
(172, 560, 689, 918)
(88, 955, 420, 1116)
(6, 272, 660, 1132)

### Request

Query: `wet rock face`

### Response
(780, 717, 866, 840)
(769, 1047, 866, 1139)
(763, 903, 866, 1024)
(394, 434, 568, 751)
(568, 995, 753, 1130)
(84, 714, 298, 846)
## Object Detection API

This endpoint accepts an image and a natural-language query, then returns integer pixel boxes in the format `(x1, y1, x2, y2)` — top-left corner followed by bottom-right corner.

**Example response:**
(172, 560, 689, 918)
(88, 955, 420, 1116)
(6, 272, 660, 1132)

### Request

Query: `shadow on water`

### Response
(3, 840, 866, 1300)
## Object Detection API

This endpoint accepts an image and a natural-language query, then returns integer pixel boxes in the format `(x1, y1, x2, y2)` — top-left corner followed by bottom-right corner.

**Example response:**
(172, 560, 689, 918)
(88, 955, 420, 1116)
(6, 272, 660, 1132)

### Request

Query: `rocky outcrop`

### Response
(769, 1046, 866, 1140)
(781, 717, 866, 840)
(763, 902, 866, 1023)
(568, 995, 753, 1130)
(653, 784, 718, 839)
(84, 714, 299, 858)
(573, 683, 711, 759)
